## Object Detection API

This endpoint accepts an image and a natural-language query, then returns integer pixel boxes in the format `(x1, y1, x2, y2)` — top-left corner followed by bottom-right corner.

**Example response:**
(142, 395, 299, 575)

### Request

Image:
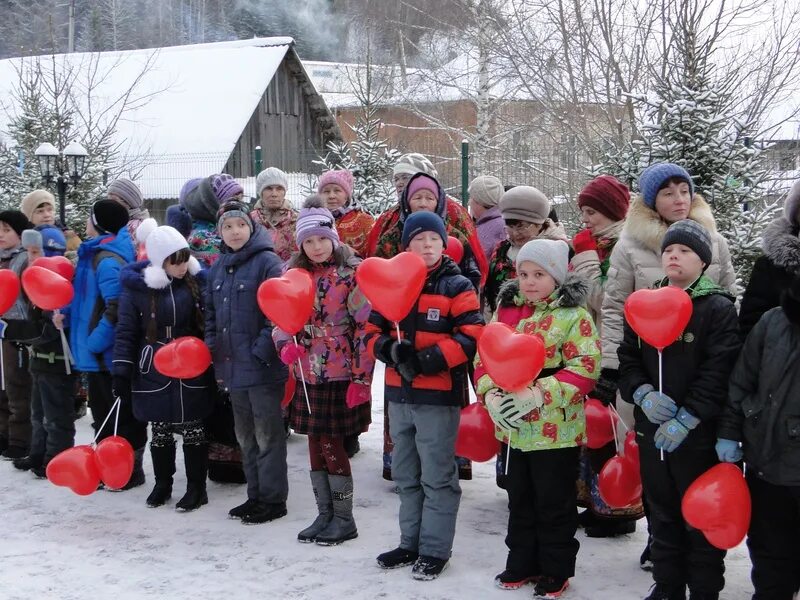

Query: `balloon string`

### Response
(610, 406, 619, 455)
(504, 437, 511, 476)
(0, 340, 4, 391)
(114, 395, 121, 436)
(293, 335, 312, 415)
(92, 396, 121, 445)
(608, 403, 629, 433)
(55, 309, 73, 375)
(658, 349, 664, 462)
(395, 321, 402, 341)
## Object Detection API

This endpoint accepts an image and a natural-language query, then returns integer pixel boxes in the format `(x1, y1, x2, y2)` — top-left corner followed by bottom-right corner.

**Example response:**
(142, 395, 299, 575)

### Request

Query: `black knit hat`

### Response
(661, 220, 712, 267)
(0, 210, 33, 237)
(91, 199, 130, 235)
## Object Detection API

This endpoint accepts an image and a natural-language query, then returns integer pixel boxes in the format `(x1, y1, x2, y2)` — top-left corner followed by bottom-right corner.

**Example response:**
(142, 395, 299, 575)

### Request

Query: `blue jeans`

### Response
(388, 401, 462, 560)
(29, 371, 75, 461)
(230, 384, 288, 504)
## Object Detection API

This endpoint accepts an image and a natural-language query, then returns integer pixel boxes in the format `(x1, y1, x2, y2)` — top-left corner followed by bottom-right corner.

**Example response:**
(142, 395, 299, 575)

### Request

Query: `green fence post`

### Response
(254, 146, 263, 175)
(461, 140, 469, 207)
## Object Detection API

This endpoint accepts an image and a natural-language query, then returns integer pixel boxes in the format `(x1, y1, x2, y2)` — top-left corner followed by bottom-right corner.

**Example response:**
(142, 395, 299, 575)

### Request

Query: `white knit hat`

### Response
(256, 167, 289, 196)
(392, 153, 438, 178)
(136, 218, 200, 289)
(515, 239, 570, 284)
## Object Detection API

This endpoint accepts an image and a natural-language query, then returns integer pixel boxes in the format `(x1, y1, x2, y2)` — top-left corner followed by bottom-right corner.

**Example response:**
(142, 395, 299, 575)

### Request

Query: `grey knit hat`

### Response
(784, 180, 800, 227)
(107, 178, 144, 210)
(392, 153, 438, 179)
(468, 175, 504, 208)
(516, 239, 569, 284)
(256, 167, 289, 197)
(661, 220, 713, 267)
(499, 186, 550, 224)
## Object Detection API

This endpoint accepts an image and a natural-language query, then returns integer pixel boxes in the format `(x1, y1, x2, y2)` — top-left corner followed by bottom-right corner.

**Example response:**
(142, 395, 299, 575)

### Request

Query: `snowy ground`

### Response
(1, 364, 753, 600)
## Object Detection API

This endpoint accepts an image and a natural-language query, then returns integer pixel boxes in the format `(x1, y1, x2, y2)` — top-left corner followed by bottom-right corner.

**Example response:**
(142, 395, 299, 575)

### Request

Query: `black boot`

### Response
(146, 445, 176, 508)
(13, 455, 43, 472)
(176, 444, 208, 512)
(297, 471, 333, 543)
(315, 474, 357, 545)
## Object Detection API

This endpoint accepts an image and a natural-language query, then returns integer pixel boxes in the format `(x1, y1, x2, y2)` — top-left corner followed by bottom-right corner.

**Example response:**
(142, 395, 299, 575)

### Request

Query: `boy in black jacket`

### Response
(618, 220, 740, 600)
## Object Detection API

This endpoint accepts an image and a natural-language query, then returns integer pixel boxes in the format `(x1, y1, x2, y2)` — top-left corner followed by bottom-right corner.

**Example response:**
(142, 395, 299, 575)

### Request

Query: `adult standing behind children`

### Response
(114, 220, 214, 511)
(250, 167, 298, 262)
(205, 201, 289, 524)
(55, 200, 147, 489)
(317, 169, 375, 258)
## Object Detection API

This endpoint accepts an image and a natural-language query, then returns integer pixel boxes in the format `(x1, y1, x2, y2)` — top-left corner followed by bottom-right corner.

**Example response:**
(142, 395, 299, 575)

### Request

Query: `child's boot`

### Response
(315, 474, 357, 545)
(146, 444, 175, 507)
(176, 444, 208, 512)
(297, 471, 333, 542)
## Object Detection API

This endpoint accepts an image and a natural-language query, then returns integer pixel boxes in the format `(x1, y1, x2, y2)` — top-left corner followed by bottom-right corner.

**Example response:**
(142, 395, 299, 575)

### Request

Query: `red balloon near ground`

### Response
(256, 268, 315, 334)
(21, 265, 74, 310)
(624, 287, 693, 350)
(623, 430, 640, 468)
(0, 270, 20, 314)
(445, 236, 464, 264)
(282, 372, 296, 409)
(153, 336, 212, 379)
(455, 403, 500, 462)
(46, 445, 101, 496)
(584, 398, 618, 449)
(682, 463, 751, 549)
(32, 255, 75, 281)
(94, 435, 134, 489)
(598, 454, 642, 508)
(356, 253, 427, 322)
(477, 322, 545, 391)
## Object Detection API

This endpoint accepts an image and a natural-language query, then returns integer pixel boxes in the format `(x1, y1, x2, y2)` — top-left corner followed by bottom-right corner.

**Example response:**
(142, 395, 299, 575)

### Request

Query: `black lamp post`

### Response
(34, 141, 88, 226)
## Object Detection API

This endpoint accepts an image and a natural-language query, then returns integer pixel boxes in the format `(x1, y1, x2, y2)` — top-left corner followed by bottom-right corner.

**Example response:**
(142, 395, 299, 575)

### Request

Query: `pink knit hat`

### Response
(317, 170, 354, 199)
(406, 174, 440, 202)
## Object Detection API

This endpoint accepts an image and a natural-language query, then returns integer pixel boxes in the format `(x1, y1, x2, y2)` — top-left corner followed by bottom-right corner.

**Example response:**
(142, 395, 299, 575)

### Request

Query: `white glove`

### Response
(500, 386, 544, 425)
(484, 389, 516, 430)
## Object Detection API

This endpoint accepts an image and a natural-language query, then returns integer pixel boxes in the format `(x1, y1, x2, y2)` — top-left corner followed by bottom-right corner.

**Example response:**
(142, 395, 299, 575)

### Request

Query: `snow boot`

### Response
(240, 501, 287, 524)
(533, 576, 569, 598)
(13, 454, 43, 472)
(228, 498, 260, 520)
(494, 569, 539, 590)
(146, 444, 175, 507)
(176, 444, 208, 512)
(314, 474, 357, 545)
(297, 470, 333, 543)
(376, 547, 418, 569)
(411, 556, 449, 581)
(644, 583, 686, 600)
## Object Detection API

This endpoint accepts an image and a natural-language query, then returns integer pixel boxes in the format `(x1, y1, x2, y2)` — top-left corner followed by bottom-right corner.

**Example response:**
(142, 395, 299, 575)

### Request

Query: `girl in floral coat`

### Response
(273, 196, 374, 546)
(475, 239, 600, 598)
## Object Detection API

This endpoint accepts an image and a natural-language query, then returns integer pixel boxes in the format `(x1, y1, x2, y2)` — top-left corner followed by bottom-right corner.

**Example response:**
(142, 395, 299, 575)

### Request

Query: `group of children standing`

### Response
(1, 160, 798, 600)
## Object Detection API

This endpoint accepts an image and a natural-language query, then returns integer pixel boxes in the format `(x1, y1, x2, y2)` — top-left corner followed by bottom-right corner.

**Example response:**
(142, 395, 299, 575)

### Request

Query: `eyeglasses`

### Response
(504, 220, 538, 231)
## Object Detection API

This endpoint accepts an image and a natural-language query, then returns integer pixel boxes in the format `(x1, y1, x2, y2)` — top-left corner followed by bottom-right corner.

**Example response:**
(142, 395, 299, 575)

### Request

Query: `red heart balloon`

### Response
(681, 463, 751, 549)
(154, 336, 212, 379)
(256, 268, 315, 334)
(598, 454, 642, 508)
(0, 270, 20, 314)
(356, 253, 427, 322)
(624, 287, 693, 350)
(445, 236, 464, 264)
(32, 256, 75, 281)
(623, 430, 640, 468)
(21, 265, 74, 310)
(94, 435, 134, 489)
(477, 322, 545, 391)
(584, 398, 618, 449)
(455, 403, 500, 462)
(46, 445, 101, 496)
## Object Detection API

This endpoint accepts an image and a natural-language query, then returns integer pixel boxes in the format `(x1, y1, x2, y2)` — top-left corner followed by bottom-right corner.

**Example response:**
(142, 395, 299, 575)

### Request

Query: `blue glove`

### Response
(654, 407, 700, 452)
(715, 438, 743, 463)
(633, 384, 678, 424)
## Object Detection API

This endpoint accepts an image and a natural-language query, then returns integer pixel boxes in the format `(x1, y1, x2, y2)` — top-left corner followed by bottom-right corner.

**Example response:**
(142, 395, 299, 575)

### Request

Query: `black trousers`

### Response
(87, 371, 147, 450)
(747, 472, 800, 600)
(505, 445, 580, 580)
(639, 428, 725, 594)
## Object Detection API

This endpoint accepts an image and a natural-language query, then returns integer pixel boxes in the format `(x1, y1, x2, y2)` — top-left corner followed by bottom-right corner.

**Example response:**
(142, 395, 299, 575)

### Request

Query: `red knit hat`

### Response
(577, 175, 630, 222)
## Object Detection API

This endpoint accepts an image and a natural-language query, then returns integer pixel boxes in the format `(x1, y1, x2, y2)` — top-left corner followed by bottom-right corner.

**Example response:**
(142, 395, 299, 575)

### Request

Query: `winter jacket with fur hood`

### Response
(600, 194, 737, 369)
(738, 216, 800, 337)
(475, 274, 601, 452)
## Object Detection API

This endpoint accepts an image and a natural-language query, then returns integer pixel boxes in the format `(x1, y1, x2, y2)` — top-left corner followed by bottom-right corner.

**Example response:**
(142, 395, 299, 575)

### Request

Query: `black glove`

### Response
(373, 337, 398, 365)
(395, 352, 422, 383)
(390, 339, 416, 364)
(594, 368, 619, 406)
(112, 375, 131, 402)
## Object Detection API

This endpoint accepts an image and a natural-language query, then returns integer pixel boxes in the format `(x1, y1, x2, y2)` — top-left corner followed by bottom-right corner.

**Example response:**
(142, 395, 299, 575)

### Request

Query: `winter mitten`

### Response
(346, 382, 371, 409)
(484, 389, 516, 431)
(634, 384, 678, 424)
(112, 375, 131, 403)
(594, 368, 619, 406)
(279, 342, 307, 366)
(390, 339, 416, 364)
(496, 386, 544, 426)
(372, 337, 397, 365)
(395, 352, 421, 383)
(715, 438, 743, 463)
(572, 228, 598, 254)
(654, 408, 699, 452)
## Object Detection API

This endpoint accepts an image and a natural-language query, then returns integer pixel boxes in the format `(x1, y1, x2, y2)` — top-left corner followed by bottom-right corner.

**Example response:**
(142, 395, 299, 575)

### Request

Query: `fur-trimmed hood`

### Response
(496, 272, 589, 309)
(121, 257, 202, 291)
(622, 193, 717, 254)
(762, 216, 800, 275)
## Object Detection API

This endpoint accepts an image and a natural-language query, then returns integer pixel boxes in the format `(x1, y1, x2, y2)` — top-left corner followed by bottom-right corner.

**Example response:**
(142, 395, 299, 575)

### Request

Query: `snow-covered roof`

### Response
(0, 37, 334, 198)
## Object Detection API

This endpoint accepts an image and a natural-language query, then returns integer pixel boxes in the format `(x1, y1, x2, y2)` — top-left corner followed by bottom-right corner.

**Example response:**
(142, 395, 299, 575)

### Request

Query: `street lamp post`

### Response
(34, 141, 88, 226)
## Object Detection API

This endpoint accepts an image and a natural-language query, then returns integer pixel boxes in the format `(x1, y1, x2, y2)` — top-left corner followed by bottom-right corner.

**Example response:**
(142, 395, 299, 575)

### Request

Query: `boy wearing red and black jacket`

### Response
(366, 211, 484, 581)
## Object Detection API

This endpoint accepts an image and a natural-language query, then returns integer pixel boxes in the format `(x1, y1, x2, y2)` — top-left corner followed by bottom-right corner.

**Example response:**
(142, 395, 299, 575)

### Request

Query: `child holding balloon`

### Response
(474, 238, 600, 598)
(617, 220, 740, 600)
(113, 220, 214, 511)
(365, 211, 484, 581)
(272, 195, 373, 546)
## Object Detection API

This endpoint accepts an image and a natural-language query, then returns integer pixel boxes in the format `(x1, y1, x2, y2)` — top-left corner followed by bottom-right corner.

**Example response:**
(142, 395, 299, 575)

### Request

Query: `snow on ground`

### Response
(0, 363, 752, 600)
